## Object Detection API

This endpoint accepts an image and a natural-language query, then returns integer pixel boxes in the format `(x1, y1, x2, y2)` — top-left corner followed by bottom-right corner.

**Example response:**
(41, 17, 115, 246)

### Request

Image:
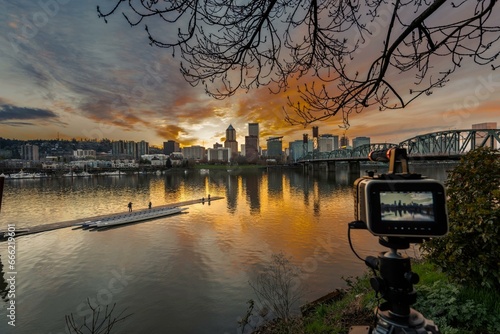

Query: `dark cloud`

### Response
(0, 104, 59, 122)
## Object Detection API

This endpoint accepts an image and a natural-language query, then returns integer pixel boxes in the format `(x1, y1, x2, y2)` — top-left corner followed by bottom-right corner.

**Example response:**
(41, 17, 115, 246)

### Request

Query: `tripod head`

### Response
(365, 237, 420, 318)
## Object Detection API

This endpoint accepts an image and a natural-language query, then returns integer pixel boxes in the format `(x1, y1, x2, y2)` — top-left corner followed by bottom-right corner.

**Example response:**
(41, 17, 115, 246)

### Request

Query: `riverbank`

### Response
(251, 260, 500, 334)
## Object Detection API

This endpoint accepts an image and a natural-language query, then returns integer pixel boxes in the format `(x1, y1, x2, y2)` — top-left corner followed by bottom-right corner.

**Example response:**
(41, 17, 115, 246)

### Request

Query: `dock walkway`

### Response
(0, 196, 223, 241)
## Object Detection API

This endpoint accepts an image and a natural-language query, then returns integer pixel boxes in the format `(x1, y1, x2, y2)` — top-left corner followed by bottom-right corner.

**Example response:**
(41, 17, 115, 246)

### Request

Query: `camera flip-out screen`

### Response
(355, 179, 448, 237)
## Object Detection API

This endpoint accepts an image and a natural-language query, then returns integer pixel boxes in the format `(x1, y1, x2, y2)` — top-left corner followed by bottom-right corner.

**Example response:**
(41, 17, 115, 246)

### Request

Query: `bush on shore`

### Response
(421, 147, 500, 290)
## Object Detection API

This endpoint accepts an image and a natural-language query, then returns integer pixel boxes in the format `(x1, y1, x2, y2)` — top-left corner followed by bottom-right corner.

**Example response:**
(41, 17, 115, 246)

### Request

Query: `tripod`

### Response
(350, 237, 440, 334)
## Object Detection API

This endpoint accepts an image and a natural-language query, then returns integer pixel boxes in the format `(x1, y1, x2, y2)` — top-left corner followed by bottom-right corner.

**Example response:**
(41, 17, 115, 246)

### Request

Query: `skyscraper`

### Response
(224, 124, 238, 159)
(248, 123, 259, 138)
(245, 123, 260, 162)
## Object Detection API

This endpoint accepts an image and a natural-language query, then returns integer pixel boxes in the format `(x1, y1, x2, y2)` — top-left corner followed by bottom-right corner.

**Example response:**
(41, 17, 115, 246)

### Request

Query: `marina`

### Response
(0, 196, 222, 240)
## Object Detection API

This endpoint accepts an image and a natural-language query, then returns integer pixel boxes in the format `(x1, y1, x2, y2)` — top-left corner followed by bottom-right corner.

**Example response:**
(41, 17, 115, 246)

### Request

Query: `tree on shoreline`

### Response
(98, 1, 498, 127)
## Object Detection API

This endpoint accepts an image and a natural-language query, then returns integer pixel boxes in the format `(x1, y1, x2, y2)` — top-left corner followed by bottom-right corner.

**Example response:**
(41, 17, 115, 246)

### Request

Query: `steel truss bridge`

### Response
(298, 128, 500, 162)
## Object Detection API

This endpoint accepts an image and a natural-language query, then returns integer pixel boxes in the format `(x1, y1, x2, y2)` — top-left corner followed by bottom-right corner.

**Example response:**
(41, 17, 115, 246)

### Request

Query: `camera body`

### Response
(354, 176, 448, 238)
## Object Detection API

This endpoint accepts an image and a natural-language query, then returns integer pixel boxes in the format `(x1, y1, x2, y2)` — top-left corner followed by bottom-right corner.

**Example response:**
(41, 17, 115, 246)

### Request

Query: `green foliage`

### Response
(415, 280, 500, 333)
(422, 147, 500, 290)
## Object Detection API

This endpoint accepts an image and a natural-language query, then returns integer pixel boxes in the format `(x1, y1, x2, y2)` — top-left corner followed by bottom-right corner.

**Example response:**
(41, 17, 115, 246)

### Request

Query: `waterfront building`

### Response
(182, 146, 206, 160)
(20, 144, 39, 161)
(352, 136, 370, 148)
(137, 140, 149, 157)
(169, 152, 184, 166)
(112, 141, 123, 156)
(73, 149, 96, 159)
(207, 148, 231, 162)
(163, 140, 180, 155)
(141, 154, 169, 165)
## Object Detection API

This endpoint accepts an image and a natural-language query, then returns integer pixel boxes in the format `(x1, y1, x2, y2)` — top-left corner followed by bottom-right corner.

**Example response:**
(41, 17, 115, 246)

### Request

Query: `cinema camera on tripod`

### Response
(348, 148, 449, 334)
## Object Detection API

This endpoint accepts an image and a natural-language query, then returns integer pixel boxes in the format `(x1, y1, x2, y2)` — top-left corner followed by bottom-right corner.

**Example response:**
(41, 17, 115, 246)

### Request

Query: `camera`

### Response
(353, 148, 448, 238)
(354, 178, 448, 237)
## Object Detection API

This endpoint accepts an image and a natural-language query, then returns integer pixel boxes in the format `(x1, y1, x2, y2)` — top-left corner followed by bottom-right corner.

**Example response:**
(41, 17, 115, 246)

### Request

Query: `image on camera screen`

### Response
(380, 191, 434, 222)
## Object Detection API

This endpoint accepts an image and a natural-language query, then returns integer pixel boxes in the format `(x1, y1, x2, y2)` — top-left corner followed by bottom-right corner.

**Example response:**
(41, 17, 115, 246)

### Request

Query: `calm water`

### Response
(0, 164, 453, 334)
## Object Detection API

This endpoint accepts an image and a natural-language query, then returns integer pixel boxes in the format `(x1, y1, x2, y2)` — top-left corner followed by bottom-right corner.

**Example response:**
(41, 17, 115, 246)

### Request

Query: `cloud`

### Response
(0, 104, 60, 124)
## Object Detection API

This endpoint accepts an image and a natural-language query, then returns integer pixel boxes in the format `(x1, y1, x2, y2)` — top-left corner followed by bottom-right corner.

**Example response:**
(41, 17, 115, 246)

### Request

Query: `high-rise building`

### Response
(137, 140, 149, 157)
(248, 123, 259, 138)
(318, 134, 339, 152)
(246, 123, 260, 162)
(112, 141, 124, 156)
(352, 136, 370, 148)
(266, 137, 283, 160)
(124, 141, 137, 158)
(245, 136, 259, 163)
(288, 140, 312, 162)
(20, 144, 39, 161)
(472, 122, 497, 148)
(163, 140, 180, 155)
(224, 124, 238, 160)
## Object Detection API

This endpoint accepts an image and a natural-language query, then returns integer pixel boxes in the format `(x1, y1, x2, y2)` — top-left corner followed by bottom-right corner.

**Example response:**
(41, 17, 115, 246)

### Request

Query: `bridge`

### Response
(297, 128, 499, 173)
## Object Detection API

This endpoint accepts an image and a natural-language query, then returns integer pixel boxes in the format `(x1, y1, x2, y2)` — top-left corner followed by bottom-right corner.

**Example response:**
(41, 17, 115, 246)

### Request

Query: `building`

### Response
(73, 149, 96, 159)
(163, 140, 180, 155)
(340, 135, 349, 148)
(207, 148, 231, 162)
(472, 122, 497, 148)
(224, 124, 238, 160)
(318, 134, 339, 152)
(248, 123, 259, 138)
(20, 144, 39, 161)
(352, 136, 370, 148)
(245, 123, 260, 162)
(182, 146, 206, 160)
(137, 140, 149, 157)
(245, 136, 259, 163)
(266, 137, 283, 161)
(288, 140, 313, 162)
(112, 141, 124, 156)
(124, 141, 137, 159)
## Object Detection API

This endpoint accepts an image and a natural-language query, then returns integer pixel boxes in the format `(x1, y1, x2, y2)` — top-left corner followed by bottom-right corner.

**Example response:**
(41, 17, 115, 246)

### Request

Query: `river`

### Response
(0, 163, 454, 334)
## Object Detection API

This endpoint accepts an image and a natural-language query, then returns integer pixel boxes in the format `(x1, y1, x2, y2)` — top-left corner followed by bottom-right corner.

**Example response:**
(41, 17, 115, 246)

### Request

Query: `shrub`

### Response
(422, 147, 500, 289)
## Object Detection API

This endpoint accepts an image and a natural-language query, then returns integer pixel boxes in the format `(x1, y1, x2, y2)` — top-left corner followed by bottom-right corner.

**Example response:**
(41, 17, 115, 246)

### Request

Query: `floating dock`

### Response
(0, 196, 223, 241)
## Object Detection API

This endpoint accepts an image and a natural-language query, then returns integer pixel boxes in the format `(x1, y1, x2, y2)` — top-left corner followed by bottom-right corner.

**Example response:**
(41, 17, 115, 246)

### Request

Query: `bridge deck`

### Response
(0, 196, 223, 241)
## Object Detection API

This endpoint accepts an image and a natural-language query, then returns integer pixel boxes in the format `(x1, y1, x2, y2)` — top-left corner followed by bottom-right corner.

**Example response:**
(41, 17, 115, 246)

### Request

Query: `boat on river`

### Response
(76, 206, 187, 230)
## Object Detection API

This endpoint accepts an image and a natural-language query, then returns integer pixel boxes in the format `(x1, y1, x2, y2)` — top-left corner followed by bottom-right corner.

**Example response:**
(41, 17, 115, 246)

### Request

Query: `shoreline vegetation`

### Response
(246, 259, 500, 334)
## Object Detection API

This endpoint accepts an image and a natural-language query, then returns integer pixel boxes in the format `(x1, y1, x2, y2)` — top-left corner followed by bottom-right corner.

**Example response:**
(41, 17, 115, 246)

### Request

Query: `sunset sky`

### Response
(0, 1, 498, 149)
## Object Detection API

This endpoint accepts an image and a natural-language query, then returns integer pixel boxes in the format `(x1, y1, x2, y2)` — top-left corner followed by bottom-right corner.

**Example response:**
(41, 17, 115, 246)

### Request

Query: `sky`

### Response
(0, 1, 498, 149)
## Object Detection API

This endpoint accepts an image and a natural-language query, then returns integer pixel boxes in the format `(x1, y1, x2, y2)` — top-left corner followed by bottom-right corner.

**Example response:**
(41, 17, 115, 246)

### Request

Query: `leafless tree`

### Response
(98, 0, 499, 127)
(65, 299, 132, 334)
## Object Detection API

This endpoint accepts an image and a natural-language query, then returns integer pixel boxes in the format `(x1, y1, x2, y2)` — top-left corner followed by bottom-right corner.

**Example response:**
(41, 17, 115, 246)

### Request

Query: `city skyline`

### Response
(0, 1, 499, 148)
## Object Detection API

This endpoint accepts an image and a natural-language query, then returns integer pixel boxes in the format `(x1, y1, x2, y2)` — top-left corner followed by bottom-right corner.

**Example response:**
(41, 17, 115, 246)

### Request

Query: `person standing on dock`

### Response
(128, 202, 133, 212)
(148, 201, 152, 209)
